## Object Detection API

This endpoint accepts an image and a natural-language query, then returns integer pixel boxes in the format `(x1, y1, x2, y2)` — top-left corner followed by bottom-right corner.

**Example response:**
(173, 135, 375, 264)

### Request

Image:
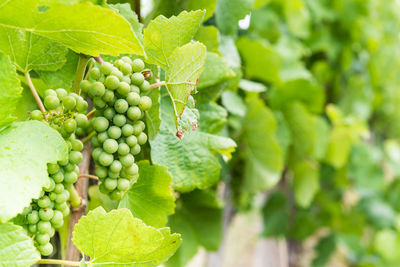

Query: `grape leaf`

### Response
(144, 10, 205, 69)
(284, 0, 311, 39)
(146, 87, 162, 141)
(243, 97, 283, 193)
(0, 223, 40, 267)
(11, 86, 37, 121)
(150, 94, 236, 192)
(221, 90, 246, 117)
(236, 37, 281, 84)
(0, 0, 144, 56)
(119, 161, 175, 228)
(110, 3, 143, 44)
(238, 79, 267, 92)
(194, 26, 220, 54)
(72, 207, 181, 266)
(165, 42, 207, 127)
(166, 190, 222, 267)
(0, 30, 68, 72)
(0, 121, 68, 222)
(197, 52, 236, 89)
(292, 160, 320, 208)
(215, 0, 253, 35)
(87, 185, 119, 212)
(196, 102, 227, 134)
(261, 191, 289, 237)
(0, 51, 23, 129)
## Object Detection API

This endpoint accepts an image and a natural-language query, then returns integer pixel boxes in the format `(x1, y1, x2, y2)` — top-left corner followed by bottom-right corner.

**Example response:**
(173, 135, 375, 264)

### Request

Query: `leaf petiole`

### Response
(150, 81, 166, 89)
(25, 71, 46, 118)
(36, 259, 82, 266)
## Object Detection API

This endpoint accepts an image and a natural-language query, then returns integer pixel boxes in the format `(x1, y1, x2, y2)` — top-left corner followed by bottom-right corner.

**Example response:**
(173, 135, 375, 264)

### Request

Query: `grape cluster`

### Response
(26, 89, 88, 255)
(81, 57, 152, 200)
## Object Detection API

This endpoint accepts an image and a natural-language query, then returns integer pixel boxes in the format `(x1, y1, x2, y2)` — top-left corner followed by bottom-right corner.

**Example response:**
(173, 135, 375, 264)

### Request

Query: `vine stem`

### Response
(86, 109, 96, 119)
(78, 174, 99, 180)
(72, 54, 90, 94)
(150, 81, 166, 89)
(82, 131, 95, 144)
(25, 71, 46, 117)
(36, 259, 81, 266)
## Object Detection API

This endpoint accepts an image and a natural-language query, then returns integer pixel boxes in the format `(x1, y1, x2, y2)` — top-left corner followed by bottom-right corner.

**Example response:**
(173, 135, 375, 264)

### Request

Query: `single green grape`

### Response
(127, 107, 141, 121)
(132, 59, 145, 73)
(37, 221, 52, 233)
(110, 190, 123, 200)
(93, 97, 106, 109)
(55, 192, 67, 204)
(75, 113, 89, 129)
(38, 196, 52, 208)
(50, 210, 63, 227)
(117, 82, 131, 96)
(105, 75, 120, 90)
(93, 117, 109, 132)
(102, 90, 115, 103)
(93, 147, 103, 161)
(56, 88, 68, 99)
(141, 80, 150, 92)
(103, 107, 116, 120)
(107, 126, 122, 139)
(100, 62, 113, 75)
(71, 139, 84, 151)
(69, 151, 83, 164)
(130, 85, 140, 94)
(99, 152, 114, 166)
(109, 160, 122, 173)
(51, 171, 64, 183)
(64, 163, 76, 172)
(43, 179, 56, 192)
(126, 135, 138, 147)
(28, 224, 37, 234)
(108, 171, 120, 179)
(97, 131, 109, 144)
(117, 179, 130, 191)
(62, 96, 76, 110)
(39, 243, 53, 256)
(44, 95, 60, 110)
(130, 144, 141, 155)
(45, 89, 57, 97)
(131, 73, 144, 86)
(120, 62, 132, 75)
(36, 233, 50, 245)
(95, 166, 108, 179)
(64, 171, 78, 184)
(39, 208, 54, 221)
(120, 154, 134, 167)
(47, 163, 59, 174)
(104, 178, 118, 191)
(126, 163, 139, 176)
(54, 183, 64, 194)
(126, 92, 140, 106)
(80, 80, 92, 93)
(27, 210, 39, 225)
(113, 114, 126, 127)
(103, 139, 118, 154)
(30, 110, 44, 121)
(117, 143, 130, 156)
(139, 96, 152, 111)
(121, 56, 132, 64)
(137, 132, 148, 145)
(89, 67, 101, 80)
(114, 99, 129, 113)
(64, 118, 77, 133)
(122, 124, 134, 137)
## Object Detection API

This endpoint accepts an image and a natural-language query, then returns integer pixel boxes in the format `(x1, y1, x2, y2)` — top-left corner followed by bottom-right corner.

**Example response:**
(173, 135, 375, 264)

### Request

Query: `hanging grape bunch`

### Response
(24, 89, 89, 256)
(81, 57, 152, 200)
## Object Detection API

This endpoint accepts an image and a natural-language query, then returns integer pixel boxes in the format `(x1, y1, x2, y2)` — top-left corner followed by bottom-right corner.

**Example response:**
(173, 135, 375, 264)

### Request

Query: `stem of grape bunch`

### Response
(25, 71, 46, 117)
(36, 258, 81, 266)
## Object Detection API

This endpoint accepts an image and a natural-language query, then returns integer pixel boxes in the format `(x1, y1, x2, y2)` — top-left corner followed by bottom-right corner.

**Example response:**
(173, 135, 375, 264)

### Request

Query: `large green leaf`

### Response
(269, 78, 325, 114)
(292, 160, 320, 208)
(0, 0, 144, 57)
(0, 51, 23, 129)
(119, 161, 175, 228)
(146, 87, 162, 141)
(0, 223, 40, 267)
(167, 190, 222, 267)
(243, 97, 283, 193)
(215, 0, 254, 35)
(150, 94, 236, 192)
(194, 25, 220, 54)
(165, 42, 207, 126)
(110, 3, 143, 44)
(197, 52, 236, 89)
(72, 207, 181, 266)
(236, 37, 281, 84)
(0, 121, 68, 222)
(0, 30, 68, 72)
(144, 10, 205, 69)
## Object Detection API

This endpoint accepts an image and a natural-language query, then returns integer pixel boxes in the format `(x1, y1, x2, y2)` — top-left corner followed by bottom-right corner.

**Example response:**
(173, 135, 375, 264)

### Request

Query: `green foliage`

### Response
(0, 121, 67, 222)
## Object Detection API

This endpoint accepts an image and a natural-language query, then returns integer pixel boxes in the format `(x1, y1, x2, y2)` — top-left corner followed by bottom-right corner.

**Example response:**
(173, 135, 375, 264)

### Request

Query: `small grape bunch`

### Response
(81, 57, 152, 200)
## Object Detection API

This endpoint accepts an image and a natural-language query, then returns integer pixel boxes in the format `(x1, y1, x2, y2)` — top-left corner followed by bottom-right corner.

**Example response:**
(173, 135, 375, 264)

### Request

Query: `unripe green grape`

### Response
(69, 93, 80, 101)
(62, 95, 76, 110)
(137, 132, 148, 145)
(97, 132, 108, 144)
(64, 163, 76, 172)
(91, 135, 100, 147)
(141, 80, 150, 92)
(127, 107, 141, 121)
(104, 178, 118, 191)
(132, 58, 145, 73)
(110, 190, 123, 200)
(51, 171, 64, 183)
(139, 96, 152, 111)
(63, 190, 70, 201)
(54, 202, 68, 212)
(114, 99, 129, 113)
(69, 151, 83, 164)
(130, 85, 140, 94)
(126, 92, 140, 106)
(126, 163, 139, 176)
(74, 165, 80, 174)
(126, 135, 137, 147)
(76, 99, 89, 113)
(38, 196, 52, 208)
(37, 221, 52, 234)
(122, 75, 131, 84)
(107, 126, 122, 139)
(92, 148, 103, 162)
(44, 89, 57, 97)
(48, 227, 55, 238)
(89, 67, 101, 80)
(100, 62, 113, 75)
(93, 117, 109, 132)
(27, 210, 39, 224)
(64, 171, 78, 184)
(120, 154, 134, 167)
(103, 139, 118, 154)
(71, 139, 84, 152)
(118, 143, 130, 156)
(30, 110, 44, 121)
(130, 144, 141, 155)
(21, 206, 32, 216)
(120, 62, 132, 75)
(89, 82, 106, 97)
(47, 163, 59, 174)
(113, 114, 126, 127)
(63, 118, 77, 133)
(117, 82, 130, 96)
(132, 124, 142, 136)
(55, 192, 67, 204)
(54, 183, 64, 194)
(39, 208, 54, 221)
(93, 97, 106, 109)
(131, 72, 144, 86)
(36, 233, 50, 245)
(102, 90, 115, 103)
(118, 179, 130, 191)
(108, 171, 119, 179)
(115, 59, 124, 68)
(103, 107, 115, 121)
(110, 160, 122, 173)
(105, 75, 120, 90)
(44, 95, 60, 110)
(121, 124, 134, 137)
(75, 114, 88, 129)
(39, 243, 53, 256)
(44, 179, 56, 192)
(80, 80, 92, 92)
(58, 157, 69, 166)
(121, 56, 132, 64)
(99, 152, 114, 166)
(95, 166, 108, 179)
(75, 127, 86, 137)
(99, 183, 109, 194)
(28, 224, 37, 234)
